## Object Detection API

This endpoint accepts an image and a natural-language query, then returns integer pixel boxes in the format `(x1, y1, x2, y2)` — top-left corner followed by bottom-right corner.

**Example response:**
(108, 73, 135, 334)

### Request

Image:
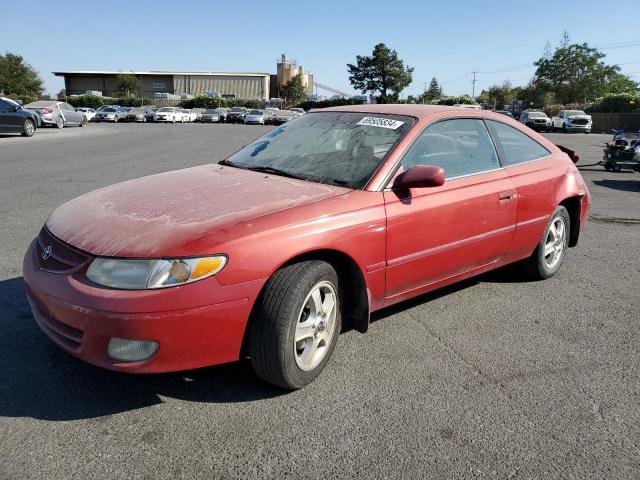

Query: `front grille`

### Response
(534, 119, 546, 124)
(36, 227, 90, 273)
(28, 294, 83, 353)
(572, 119, 588, 125)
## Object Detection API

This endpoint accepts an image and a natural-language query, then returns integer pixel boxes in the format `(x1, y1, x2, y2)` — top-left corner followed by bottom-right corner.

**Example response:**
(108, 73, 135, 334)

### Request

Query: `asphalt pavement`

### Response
(0, 123, 638, 479)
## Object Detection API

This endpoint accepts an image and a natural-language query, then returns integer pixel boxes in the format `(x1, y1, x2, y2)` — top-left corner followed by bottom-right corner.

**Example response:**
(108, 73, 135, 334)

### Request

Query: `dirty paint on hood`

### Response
(46, 164, 348, 258)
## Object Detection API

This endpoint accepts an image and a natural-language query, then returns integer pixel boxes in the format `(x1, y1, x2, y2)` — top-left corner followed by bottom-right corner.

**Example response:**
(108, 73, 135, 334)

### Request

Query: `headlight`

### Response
(86, 256, 227, 289)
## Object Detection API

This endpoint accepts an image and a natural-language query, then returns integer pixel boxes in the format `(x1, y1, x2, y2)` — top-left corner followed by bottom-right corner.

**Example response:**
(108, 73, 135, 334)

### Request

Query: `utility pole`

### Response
(423, 81, 427, 104)
(471, 70, 477, 98)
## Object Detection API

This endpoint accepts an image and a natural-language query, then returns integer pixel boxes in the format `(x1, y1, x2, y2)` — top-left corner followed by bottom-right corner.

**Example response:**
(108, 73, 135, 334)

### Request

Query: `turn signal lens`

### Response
(192, 257, 225, 279)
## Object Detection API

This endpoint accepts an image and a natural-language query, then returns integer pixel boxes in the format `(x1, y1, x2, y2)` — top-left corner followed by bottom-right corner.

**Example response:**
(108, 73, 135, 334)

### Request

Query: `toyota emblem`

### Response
(42, 245, 53, 260)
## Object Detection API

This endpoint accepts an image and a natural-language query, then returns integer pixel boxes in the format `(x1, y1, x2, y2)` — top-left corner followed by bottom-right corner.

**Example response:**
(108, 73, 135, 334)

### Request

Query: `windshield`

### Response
(204, 109, 218, 114)
(566, 110, 585, 117)
(249, 110, 263, 115)
(157, 107, 173, 113)
(223, 111, 416, 189)
(231, 107, 244, 112)
(130, 107, 144, 113)
(528, 112, 547, 118)
(103, 108, 116, 112)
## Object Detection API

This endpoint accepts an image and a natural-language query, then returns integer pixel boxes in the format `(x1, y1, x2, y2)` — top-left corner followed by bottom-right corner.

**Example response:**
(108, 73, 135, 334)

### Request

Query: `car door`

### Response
(555, 111, 564, 128)
(485, 120, 559, 259)
(0, 99, 21, 132)
(383, 117, 517, 300)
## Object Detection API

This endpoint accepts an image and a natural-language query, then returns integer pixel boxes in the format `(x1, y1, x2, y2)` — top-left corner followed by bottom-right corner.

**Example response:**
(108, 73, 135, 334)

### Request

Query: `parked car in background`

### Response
(24, 105, 591, 389)
(201, 109, 222, 123)
(494, 110, 514, 118)
(184, 110, 198, 123)
(244, 109, 268, 125)
(154, 107, 183, 123)
(551, 110, 592, 133)
(24, 101, 87, 128)
(520, 110, 552, 132)
(76, 108, 97, 122)
(273, 109, 297, 125)
(214, 107, 229, 123)
(0, 96, 39, 137)
(95, 107, 128, 123)
(227, 107, 247, 123)
(96, 105, 121, 112)
(289, 107, 306, 116)
(192, 108, 205, 122)
(127, 106, 156, 123)
(264, 108, 280, 124)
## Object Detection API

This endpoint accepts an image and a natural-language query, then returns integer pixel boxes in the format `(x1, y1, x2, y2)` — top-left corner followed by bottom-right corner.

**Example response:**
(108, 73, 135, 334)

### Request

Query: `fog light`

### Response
(108, 338, 159, 362)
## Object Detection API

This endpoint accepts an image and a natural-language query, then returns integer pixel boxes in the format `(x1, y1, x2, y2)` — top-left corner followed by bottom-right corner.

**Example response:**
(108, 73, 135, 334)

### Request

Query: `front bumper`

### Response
(23, 240, 265, 373)
(565, 123, 591, 131)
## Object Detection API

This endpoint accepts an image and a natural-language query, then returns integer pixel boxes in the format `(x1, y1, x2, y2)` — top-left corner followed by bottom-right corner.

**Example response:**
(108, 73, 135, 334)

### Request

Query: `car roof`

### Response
(322, 104, 476, 119)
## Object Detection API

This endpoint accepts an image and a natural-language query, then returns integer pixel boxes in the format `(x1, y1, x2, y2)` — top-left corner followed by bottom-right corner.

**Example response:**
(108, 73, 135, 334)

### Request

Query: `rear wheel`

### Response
(79, 117, 87, 127)
(613, 164, 622, 172)
(561, 124, 567, 133)
(55, 117, 64, 129)
(114, 116, 119, 123)
(522, 206, 570, 280)
(21, 119, 35, 137)
(249, 261, 341, 389)
(605, 162, 614, 171)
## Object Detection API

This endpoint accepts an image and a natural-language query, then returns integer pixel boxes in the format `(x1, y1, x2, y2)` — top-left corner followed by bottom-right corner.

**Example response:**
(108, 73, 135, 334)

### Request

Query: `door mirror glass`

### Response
(392, 165, 445, 190)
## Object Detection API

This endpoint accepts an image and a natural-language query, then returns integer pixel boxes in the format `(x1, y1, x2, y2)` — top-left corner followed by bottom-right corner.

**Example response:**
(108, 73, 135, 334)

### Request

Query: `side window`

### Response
(487, 120, 550, 166)
(0, 100, 11, 112)
(401, 118, 500, 179)
(558, 111, 564, 118)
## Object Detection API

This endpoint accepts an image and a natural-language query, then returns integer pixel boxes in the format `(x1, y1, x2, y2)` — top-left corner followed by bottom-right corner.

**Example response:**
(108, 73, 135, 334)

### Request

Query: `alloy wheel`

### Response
(543, 217, 566, 269)
(294, 281, 338, 371)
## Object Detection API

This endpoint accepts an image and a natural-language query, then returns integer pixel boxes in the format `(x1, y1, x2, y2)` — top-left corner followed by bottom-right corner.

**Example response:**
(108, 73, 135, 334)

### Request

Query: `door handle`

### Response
(499, 191, 516, 203)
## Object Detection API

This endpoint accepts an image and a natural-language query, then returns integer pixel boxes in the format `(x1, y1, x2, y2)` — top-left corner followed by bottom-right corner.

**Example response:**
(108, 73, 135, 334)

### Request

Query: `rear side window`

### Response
(487, 121, 550, 166)
(402, 118, 500, 179)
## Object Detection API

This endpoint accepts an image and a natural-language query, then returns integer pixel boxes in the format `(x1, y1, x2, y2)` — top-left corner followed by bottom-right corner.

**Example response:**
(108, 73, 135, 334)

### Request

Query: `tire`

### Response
(172, 117, 176, 124)
(21, 119, 35, 137)
(561, 124, 567, 133)
(522, 206, 570, 280)
(249, 261, 342, 389)
(584, 130, 591, 134)
(79, 117, 87, 127)
(143, 117, 147, 123)
(114, 116, 119, 123)
(613, 164, 622, 172)
(55, 116, 64, 129)
(605, 162, 614, 171)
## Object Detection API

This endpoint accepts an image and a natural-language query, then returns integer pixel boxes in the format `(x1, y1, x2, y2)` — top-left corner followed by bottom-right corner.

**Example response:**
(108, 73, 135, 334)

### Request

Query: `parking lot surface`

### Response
(0, 124, 638, 479)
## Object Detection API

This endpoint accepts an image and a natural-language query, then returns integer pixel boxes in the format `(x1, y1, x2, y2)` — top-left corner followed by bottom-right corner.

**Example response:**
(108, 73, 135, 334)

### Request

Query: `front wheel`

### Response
(561, 124, 567, 133)
(114, 116, 119, 123)
(22, 119, 35, 137)
(79, 117, 87, 127)
(522, 206, 570, 280)
(249, 261, 341, 389)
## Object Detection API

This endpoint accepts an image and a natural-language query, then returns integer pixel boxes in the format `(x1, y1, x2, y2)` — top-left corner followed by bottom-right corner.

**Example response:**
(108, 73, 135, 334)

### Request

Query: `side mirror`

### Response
(392, 165, 445, 190)
(13, 105, 21, 112)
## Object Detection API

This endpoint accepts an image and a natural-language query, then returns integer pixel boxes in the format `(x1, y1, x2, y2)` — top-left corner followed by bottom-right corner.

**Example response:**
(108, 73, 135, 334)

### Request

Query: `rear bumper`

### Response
(23, 240, 265, 373)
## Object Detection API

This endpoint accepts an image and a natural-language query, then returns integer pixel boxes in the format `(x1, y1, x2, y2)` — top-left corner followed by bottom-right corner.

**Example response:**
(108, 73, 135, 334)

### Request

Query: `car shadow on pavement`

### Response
(593, 179, 640, 193)
(370, 263, 531, 322)
(0, 277, 285, 422)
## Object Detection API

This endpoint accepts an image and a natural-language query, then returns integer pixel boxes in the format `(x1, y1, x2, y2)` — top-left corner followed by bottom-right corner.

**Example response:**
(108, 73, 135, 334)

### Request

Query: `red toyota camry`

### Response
(23, 105, 591, 389)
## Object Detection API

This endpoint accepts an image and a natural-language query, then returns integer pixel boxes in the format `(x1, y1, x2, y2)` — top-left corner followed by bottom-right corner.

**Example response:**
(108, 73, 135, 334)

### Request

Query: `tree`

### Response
(280, 74, 307, 106)
(0, 53, 44, 97)
(117, 74, 140, 96)
(347, 43, 414, 103)
(57, 88, 66, 99)
(477, 79, 517, 109)
(533, 42, 637, 103)
(420, 77, 444, 103)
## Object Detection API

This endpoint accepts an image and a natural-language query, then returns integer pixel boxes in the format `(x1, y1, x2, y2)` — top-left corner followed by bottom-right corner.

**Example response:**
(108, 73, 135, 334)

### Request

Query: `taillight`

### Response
(42, 108, 53, 114)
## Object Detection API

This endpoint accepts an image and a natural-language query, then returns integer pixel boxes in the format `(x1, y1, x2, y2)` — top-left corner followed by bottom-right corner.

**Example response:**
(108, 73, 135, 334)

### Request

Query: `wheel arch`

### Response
(240, 248, 370, 358)
(558, 196, 581, 247)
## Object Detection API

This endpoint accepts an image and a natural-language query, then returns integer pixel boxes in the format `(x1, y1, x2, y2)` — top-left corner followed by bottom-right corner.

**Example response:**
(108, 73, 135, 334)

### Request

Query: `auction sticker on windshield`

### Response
(357, 117, 404, 129)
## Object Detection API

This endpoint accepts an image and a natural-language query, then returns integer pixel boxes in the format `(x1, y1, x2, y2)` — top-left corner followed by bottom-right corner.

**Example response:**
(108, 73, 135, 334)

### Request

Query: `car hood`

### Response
(567, 115, 590, 120)
(46, 165, 349, 258)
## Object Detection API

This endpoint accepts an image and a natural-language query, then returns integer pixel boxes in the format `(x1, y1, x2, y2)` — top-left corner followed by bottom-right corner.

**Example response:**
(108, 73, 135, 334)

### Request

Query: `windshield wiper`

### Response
(218, 159, 239, 167)
(245, 166, 308, 180)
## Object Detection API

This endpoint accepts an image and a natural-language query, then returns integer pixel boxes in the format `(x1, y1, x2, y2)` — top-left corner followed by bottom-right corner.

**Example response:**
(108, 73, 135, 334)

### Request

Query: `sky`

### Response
(2, 0, 639, 98)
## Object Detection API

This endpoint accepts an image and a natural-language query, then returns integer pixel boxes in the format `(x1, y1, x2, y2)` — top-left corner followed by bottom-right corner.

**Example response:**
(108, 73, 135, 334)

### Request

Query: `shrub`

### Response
(436, 95, 477, 106)
(587, 93, 640, 113)
(297, 98, 364, 111)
